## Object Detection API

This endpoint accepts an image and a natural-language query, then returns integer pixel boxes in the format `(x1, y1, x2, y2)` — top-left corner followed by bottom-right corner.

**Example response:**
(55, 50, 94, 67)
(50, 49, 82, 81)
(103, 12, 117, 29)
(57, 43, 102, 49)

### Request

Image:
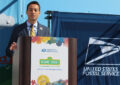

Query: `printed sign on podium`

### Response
(31, 37, 68, 85)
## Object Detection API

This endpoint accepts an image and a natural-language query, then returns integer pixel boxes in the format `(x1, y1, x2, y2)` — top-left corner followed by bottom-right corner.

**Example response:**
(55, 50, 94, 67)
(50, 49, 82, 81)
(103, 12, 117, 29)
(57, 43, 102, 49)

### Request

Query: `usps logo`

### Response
(85, 37, 120, 65)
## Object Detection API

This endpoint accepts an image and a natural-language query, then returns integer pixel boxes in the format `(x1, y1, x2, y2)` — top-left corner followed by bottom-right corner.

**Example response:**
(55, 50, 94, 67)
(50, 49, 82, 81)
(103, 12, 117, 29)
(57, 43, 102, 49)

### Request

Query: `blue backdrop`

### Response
(51, 11, 120, 85)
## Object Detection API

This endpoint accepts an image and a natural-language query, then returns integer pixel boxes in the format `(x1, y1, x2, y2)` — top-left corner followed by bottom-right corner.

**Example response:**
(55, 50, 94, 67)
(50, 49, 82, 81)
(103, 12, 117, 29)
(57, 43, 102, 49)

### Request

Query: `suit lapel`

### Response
(19, 22, 29, 36)
(37, 22, 43, 36)
(23, 22, 29, 36)
(36, 22, 50, 36)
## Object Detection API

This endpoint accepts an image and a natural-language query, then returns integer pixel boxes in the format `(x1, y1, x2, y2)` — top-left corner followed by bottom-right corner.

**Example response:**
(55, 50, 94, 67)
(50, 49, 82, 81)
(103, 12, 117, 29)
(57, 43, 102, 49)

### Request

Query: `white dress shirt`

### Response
(27, 21, 38, 36)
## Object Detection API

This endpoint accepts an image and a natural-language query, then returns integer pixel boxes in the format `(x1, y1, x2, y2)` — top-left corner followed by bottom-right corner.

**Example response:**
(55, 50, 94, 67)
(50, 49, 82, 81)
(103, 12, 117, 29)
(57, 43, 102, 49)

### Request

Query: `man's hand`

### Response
(10, 42, 17, 51)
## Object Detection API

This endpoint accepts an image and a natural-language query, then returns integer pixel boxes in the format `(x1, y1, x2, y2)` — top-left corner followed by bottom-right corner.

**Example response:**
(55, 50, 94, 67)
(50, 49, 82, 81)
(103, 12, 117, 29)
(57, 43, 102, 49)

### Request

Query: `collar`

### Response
(27, 21, 37, 28)
(27, 21, 38, 32)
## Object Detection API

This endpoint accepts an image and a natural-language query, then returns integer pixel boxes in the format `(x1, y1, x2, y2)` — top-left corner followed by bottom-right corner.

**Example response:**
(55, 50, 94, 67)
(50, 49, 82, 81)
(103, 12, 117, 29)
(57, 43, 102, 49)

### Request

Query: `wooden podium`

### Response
(12, 37, 77, 85)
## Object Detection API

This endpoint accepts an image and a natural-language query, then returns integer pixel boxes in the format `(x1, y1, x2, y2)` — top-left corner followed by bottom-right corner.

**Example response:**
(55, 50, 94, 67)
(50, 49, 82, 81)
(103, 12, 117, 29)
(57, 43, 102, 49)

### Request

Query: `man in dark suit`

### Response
(6, 1, 50, 57)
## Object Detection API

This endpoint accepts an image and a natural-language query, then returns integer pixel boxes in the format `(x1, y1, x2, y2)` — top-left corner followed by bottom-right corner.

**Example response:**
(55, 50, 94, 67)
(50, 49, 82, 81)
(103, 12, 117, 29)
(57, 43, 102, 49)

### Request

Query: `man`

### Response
(6, 1, 50, 57)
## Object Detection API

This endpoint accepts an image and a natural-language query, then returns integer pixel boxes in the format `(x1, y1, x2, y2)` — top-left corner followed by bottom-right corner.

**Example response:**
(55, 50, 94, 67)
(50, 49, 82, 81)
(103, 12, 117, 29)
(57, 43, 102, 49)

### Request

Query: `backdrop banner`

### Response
(51, 11, 120, 85)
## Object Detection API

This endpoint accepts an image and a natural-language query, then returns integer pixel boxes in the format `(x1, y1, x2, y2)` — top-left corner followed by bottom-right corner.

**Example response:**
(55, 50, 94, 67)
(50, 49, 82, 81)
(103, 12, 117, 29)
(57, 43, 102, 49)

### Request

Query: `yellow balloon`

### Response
(37, 75, 50, 85)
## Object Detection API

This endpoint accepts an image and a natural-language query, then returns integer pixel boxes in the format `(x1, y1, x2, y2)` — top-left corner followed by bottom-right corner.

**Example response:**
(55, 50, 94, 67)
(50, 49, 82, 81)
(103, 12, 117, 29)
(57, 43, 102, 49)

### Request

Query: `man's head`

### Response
(26, 1, 40, 24)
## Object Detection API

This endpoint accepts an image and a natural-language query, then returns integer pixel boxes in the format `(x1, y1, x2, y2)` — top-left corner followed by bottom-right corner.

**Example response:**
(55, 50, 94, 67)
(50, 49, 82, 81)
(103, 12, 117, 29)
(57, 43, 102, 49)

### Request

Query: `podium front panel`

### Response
(12, 36, 77, 85)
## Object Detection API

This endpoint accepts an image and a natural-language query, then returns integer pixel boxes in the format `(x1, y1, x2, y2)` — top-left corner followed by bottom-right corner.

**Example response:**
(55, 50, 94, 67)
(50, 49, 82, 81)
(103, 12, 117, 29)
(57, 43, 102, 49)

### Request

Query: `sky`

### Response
(38, 0, 120, 26)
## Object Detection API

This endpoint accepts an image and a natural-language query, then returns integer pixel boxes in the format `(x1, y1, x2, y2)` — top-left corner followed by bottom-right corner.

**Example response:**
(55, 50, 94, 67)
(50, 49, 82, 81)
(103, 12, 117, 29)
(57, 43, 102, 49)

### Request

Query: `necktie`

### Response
(30, 24, 35, 37)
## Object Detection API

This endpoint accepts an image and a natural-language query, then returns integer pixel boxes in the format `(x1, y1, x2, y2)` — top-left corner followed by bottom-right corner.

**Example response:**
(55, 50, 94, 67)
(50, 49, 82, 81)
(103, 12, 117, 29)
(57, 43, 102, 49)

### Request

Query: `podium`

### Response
(12, 37, 77, 85)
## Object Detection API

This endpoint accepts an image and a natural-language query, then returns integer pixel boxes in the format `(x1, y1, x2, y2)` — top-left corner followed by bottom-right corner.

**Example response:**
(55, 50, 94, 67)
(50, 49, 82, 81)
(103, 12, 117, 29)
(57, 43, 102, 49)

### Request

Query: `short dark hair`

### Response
(27, 1, 40, 11)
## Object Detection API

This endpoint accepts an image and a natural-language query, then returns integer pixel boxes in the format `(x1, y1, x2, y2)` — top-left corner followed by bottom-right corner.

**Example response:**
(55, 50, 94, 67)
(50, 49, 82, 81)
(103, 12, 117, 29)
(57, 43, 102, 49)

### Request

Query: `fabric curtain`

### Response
(51, 11, 120, 85)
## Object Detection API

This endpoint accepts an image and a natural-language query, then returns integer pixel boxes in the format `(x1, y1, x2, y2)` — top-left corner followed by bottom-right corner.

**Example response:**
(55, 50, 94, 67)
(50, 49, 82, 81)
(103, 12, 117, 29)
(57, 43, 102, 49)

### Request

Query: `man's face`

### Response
(26, 4, 40, 22)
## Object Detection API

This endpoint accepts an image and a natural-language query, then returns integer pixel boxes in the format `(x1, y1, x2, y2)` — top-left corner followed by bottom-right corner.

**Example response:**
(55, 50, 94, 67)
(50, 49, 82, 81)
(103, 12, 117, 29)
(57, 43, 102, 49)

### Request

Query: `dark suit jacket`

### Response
(6, 21, 50, 57)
